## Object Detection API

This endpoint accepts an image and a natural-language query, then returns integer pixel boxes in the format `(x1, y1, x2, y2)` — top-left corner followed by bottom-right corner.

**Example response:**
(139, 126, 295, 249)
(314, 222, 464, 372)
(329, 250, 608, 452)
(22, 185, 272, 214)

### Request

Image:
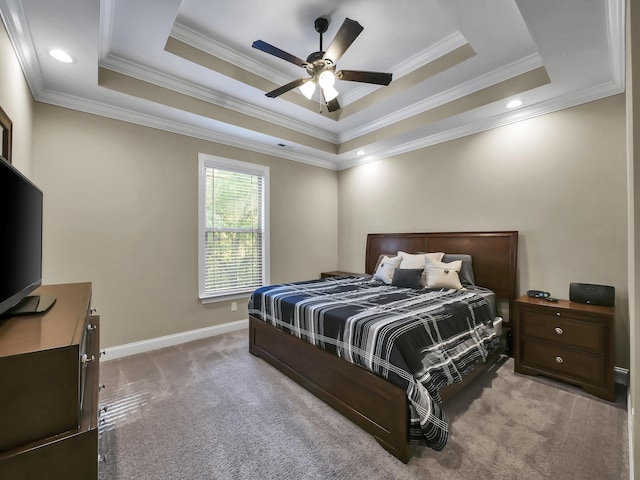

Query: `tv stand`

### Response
(6, 294, 56, 316)
(0, 283, 99, 479)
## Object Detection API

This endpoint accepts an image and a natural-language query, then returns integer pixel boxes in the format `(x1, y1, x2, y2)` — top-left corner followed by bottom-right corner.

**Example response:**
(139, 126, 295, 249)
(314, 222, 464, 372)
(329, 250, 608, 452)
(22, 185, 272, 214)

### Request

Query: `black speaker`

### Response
(569, 283, 615, 307)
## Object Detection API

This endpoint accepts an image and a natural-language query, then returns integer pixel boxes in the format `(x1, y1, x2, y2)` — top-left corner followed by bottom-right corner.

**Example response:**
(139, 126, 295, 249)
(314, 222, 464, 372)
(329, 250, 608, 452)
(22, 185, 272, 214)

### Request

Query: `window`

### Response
(198, 154, 269, 301)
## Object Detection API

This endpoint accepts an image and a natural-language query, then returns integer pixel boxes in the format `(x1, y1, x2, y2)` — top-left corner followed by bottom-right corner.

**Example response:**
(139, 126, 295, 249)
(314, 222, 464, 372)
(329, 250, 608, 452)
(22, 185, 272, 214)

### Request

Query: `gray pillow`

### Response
(391, 268, 423, 289)
(442, 254, 475, 286)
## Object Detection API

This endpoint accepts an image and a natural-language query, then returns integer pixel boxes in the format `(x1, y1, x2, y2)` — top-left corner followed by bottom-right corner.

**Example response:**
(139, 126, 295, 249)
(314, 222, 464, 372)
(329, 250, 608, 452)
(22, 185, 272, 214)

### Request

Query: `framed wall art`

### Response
(0, 105, 13, 163)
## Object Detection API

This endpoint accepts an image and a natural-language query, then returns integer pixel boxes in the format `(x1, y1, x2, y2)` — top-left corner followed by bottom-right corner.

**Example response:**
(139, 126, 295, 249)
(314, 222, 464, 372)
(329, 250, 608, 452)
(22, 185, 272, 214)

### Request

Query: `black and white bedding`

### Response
(248, 275, 500, 451)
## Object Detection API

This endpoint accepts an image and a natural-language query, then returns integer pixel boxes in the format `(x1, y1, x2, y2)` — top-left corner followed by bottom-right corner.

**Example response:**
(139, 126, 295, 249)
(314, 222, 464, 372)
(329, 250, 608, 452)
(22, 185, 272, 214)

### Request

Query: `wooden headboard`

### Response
(365, 231, 518, 308)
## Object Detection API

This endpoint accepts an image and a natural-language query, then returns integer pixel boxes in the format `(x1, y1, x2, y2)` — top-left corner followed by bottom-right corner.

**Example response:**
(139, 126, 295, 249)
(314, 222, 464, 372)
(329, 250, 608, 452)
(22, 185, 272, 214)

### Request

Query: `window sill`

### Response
(199, 292, 253, 304)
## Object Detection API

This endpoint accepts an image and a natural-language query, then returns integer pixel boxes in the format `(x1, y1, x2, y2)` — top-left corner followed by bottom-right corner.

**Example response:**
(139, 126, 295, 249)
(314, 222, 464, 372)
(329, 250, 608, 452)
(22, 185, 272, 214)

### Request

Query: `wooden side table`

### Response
(513, 295, 615, 401)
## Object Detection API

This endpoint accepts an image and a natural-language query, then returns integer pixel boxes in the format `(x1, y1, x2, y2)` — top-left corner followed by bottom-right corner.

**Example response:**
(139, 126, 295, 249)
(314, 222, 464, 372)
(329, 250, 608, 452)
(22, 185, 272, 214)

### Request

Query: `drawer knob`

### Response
(555, 327, 563, 335)
(87, 324, 97, 331)
(82, 354, 95, 364)
(556, 312, 561, 317)
(555, 356, 564, 364)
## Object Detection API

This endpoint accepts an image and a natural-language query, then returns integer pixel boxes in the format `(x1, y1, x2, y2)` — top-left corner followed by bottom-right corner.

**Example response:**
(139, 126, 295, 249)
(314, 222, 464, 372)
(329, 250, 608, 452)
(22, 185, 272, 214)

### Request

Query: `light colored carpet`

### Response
(97, 329, 628, 480)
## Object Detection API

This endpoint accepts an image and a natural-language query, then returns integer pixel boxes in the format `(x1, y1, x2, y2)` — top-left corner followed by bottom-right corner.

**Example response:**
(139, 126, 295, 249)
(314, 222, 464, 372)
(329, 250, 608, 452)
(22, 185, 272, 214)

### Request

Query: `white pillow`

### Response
(373, 255, 402, 284)
(425, 258, 463, 289)
(397, 251, 444, 268)
(397, 251, 445, 286)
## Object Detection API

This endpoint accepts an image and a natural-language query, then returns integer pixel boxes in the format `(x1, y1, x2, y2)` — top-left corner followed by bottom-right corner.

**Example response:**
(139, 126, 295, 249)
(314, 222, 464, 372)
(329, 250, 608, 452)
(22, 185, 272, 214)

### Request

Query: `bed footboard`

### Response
(249, 315, 412, 463)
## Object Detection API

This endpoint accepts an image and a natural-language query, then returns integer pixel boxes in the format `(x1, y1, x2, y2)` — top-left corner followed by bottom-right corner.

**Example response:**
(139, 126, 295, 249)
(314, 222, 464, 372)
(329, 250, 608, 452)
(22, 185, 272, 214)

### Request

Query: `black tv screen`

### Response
(0, 157, 43, 317)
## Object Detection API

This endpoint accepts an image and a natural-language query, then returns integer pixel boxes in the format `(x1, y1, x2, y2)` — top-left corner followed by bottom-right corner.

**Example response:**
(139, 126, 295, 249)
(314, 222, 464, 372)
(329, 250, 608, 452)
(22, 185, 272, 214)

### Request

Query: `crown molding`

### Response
(36, 69, 622, 175)
(339, 31, 469, 105)
(395, 32, 469, 80)
(100, 54, 340, 144)
(336, 79, 624, 171)
(35, 88, 339, 171)
(0, 0, 44, 96)
(99, 0, 116, 61)
(171, 21, 292, 86)
(338, 52, 544, 143)
(607, 0, 625, 87)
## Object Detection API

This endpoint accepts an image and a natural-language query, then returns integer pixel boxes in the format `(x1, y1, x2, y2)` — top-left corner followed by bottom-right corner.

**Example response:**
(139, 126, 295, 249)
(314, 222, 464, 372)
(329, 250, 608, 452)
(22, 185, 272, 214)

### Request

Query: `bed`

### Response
(248, 231, 518, 462)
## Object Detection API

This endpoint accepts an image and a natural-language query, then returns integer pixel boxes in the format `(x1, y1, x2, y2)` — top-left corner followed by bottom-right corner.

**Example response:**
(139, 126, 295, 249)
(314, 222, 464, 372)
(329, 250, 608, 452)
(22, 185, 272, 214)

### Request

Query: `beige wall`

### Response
(0, 18, 33, 173)
(32, 104, 338, 348)
(338, 95, 629, 368)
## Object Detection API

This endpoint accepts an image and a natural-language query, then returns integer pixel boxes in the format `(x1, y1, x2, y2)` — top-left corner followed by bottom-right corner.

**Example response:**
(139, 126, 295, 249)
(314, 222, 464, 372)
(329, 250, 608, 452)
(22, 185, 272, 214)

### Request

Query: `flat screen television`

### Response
(0, 157, 55, 317)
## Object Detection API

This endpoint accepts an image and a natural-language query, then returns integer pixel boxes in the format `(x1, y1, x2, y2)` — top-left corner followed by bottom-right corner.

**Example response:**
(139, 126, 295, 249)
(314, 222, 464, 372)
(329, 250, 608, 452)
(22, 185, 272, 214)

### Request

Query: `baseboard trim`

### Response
(615, 366, 629, 386)
(628, 388, 634, 480)
(102, 319, 249, 361)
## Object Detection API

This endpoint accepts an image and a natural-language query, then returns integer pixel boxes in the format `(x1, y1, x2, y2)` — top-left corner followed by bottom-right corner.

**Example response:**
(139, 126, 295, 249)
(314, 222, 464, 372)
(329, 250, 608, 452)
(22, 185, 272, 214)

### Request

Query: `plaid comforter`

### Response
(248, 275, 499, 450)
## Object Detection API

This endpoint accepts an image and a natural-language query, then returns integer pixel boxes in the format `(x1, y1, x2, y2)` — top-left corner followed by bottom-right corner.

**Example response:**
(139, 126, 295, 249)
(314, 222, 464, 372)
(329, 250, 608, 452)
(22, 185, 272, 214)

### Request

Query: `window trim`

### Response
(198, 153, 270, 302)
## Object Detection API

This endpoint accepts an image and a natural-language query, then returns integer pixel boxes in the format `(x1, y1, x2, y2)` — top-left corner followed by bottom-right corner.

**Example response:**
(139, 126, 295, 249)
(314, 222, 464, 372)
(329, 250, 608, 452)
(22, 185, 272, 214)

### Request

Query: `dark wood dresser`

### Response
(513, 295, 615, 401)
(0, 283, 100, 479)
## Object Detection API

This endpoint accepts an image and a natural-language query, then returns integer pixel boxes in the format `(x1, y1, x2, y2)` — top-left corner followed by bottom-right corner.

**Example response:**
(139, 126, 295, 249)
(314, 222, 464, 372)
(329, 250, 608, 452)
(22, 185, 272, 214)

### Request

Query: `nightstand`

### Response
(513, 295, 615, 401)
(320, 271, 362, 278)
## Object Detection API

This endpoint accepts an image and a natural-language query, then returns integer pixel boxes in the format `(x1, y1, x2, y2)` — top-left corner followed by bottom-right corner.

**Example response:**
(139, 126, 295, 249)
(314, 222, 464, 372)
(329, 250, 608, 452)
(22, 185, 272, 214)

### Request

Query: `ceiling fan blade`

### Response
(337, 70, 392, 86)
(265, 78, 307, 98)
(321, 89, 340, 112)
(323, 18, 363, 63)
(252, 40, 307, 68)
(326, 98, 340, 112)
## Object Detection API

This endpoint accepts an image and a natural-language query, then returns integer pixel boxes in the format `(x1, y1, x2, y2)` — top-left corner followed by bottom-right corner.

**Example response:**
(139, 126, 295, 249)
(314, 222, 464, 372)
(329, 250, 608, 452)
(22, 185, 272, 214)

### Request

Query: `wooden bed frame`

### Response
(249, 231, 518, 462)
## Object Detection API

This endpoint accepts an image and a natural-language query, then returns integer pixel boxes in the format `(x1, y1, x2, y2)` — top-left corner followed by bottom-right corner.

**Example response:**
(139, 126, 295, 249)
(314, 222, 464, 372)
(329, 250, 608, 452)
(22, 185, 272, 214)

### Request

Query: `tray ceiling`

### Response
(0, 0, 625, 170)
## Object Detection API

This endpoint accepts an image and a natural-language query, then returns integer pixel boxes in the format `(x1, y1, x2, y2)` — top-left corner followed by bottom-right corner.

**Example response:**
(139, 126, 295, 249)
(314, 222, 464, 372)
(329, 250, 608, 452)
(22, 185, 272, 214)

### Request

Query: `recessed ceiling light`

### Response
(356, 150, 365, 156)
(506, 99, 523, 109)
(48, 49, 76, 64)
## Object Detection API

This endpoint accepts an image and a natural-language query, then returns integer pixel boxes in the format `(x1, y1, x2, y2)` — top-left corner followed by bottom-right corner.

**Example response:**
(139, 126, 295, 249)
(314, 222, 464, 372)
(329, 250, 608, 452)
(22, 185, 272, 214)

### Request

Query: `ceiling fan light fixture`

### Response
(318, 70, 339, 101)
(299, 80, 316, 99)
(322, 85, 339, 102)
(318, 70, 336, 89)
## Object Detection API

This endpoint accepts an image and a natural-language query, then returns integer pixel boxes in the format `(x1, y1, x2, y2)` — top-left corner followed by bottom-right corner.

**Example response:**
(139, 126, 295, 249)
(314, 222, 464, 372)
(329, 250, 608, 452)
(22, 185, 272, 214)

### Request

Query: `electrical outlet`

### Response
(231, 301, 237, 312)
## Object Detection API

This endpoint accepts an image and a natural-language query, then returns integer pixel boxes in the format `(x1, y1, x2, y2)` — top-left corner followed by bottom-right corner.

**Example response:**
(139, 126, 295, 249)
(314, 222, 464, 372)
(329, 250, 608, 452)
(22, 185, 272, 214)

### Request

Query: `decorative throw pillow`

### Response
(373, 254, 393, 273)
(442, 254, 475, 286)
(397, 251, 445, 286)
(391, 268, 423, 289)
(373, 255, 402, 284)
(397, 251, 444, 269)
(425, 258, 463, 289)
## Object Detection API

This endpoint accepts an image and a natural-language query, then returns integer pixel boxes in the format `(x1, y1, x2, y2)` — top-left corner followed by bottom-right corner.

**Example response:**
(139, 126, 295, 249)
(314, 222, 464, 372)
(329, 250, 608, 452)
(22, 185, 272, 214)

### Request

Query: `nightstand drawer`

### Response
(519, 340, 605, 385)
(520, 313, 605, 353)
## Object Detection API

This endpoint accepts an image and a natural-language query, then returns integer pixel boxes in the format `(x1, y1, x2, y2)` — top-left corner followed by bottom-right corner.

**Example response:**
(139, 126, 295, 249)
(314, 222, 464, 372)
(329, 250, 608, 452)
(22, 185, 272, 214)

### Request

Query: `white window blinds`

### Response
(198, 155, 269, 300)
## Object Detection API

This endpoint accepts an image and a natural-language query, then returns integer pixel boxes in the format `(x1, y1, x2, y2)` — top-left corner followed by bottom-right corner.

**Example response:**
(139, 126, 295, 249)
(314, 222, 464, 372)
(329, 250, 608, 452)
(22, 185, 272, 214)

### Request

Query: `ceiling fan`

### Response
(252, 17, 393, 112)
